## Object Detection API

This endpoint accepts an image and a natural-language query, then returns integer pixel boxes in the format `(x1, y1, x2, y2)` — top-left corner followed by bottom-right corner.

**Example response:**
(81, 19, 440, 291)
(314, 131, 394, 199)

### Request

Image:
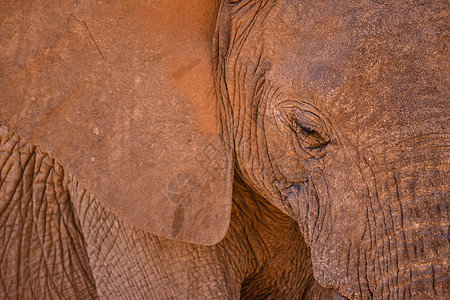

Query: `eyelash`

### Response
(276, 102, 331, 150)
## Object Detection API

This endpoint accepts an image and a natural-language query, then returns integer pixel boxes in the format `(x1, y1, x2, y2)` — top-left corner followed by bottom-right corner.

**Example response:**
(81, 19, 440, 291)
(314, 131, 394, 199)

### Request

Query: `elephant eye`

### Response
(276, 101, 331, 150)
(291, 113, 330, 148)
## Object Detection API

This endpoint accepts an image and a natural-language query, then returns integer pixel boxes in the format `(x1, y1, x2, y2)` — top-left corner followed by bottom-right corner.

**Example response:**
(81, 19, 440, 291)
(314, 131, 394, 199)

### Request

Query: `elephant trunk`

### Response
(365, 142, 449, 299)
(289, 134, 448, 298)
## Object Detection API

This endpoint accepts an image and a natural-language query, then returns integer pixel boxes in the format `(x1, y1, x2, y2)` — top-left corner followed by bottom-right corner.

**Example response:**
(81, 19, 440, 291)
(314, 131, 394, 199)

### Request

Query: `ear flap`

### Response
(0, 0, 233, 245)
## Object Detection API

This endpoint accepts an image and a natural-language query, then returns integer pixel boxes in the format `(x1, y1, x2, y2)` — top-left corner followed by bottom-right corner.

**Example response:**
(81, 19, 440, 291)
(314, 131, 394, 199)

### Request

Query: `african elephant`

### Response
(0, 0, 448, 299)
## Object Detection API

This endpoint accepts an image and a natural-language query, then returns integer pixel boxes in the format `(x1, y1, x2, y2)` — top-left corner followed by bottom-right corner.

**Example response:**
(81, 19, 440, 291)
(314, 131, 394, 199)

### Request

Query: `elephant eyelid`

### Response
(292, 110, 323, 132)
(276, 101, 331, 149)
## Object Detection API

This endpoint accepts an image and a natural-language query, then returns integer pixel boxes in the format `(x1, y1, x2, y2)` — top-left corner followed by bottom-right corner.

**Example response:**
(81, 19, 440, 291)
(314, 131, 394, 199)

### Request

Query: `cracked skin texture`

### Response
(0, 0, 449, 299)
(0, 125, 330, 299)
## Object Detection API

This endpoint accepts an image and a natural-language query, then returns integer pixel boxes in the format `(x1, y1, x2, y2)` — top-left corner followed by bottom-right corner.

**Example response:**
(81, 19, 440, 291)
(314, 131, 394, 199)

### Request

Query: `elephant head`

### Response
(214, 1, 449, 298)
(1, 0, 448, 299)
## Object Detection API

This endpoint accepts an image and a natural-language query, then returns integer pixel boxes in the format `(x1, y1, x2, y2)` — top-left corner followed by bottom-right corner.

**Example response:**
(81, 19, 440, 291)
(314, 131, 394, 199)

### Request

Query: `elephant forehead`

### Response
(262, 0, 447, 94)
(257, 0, 449, 149)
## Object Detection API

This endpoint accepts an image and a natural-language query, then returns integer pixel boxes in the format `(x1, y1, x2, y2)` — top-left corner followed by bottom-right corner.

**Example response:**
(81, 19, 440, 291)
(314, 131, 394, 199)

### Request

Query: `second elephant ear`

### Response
(0, 0, 233, 245)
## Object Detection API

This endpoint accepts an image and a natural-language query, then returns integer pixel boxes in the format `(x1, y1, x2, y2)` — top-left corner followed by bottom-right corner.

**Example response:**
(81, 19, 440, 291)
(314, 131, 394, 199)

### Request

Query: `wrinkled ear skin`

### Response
(213, 0, 234, 147)
(0, 0, 233, 245)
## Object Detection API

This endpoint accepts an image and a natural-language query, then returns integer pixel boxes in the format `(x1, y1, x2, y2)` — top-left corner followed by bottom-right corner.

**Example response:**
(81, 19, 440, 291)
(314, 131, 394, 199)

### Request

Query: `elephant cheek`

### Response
(292, 149, 370, 246)
(280, 147, 375, 296)
(306, 162, 371, 295)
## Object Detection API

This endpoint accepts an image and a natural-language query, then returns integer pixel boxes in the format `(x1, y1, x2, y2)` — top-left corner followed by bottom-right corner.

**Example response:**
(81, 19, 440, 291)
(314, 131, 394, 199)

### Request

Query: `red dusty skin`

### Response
(333, 291, 350, 300)
(283, 133, 449, 299)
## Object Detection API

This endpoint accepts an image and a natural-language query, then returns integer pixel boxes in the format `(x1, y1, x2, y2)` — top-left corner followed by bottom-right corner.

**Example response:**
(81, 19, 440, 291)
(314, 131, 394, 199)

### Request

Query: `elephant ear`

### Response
(0, 0, 233, 245)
